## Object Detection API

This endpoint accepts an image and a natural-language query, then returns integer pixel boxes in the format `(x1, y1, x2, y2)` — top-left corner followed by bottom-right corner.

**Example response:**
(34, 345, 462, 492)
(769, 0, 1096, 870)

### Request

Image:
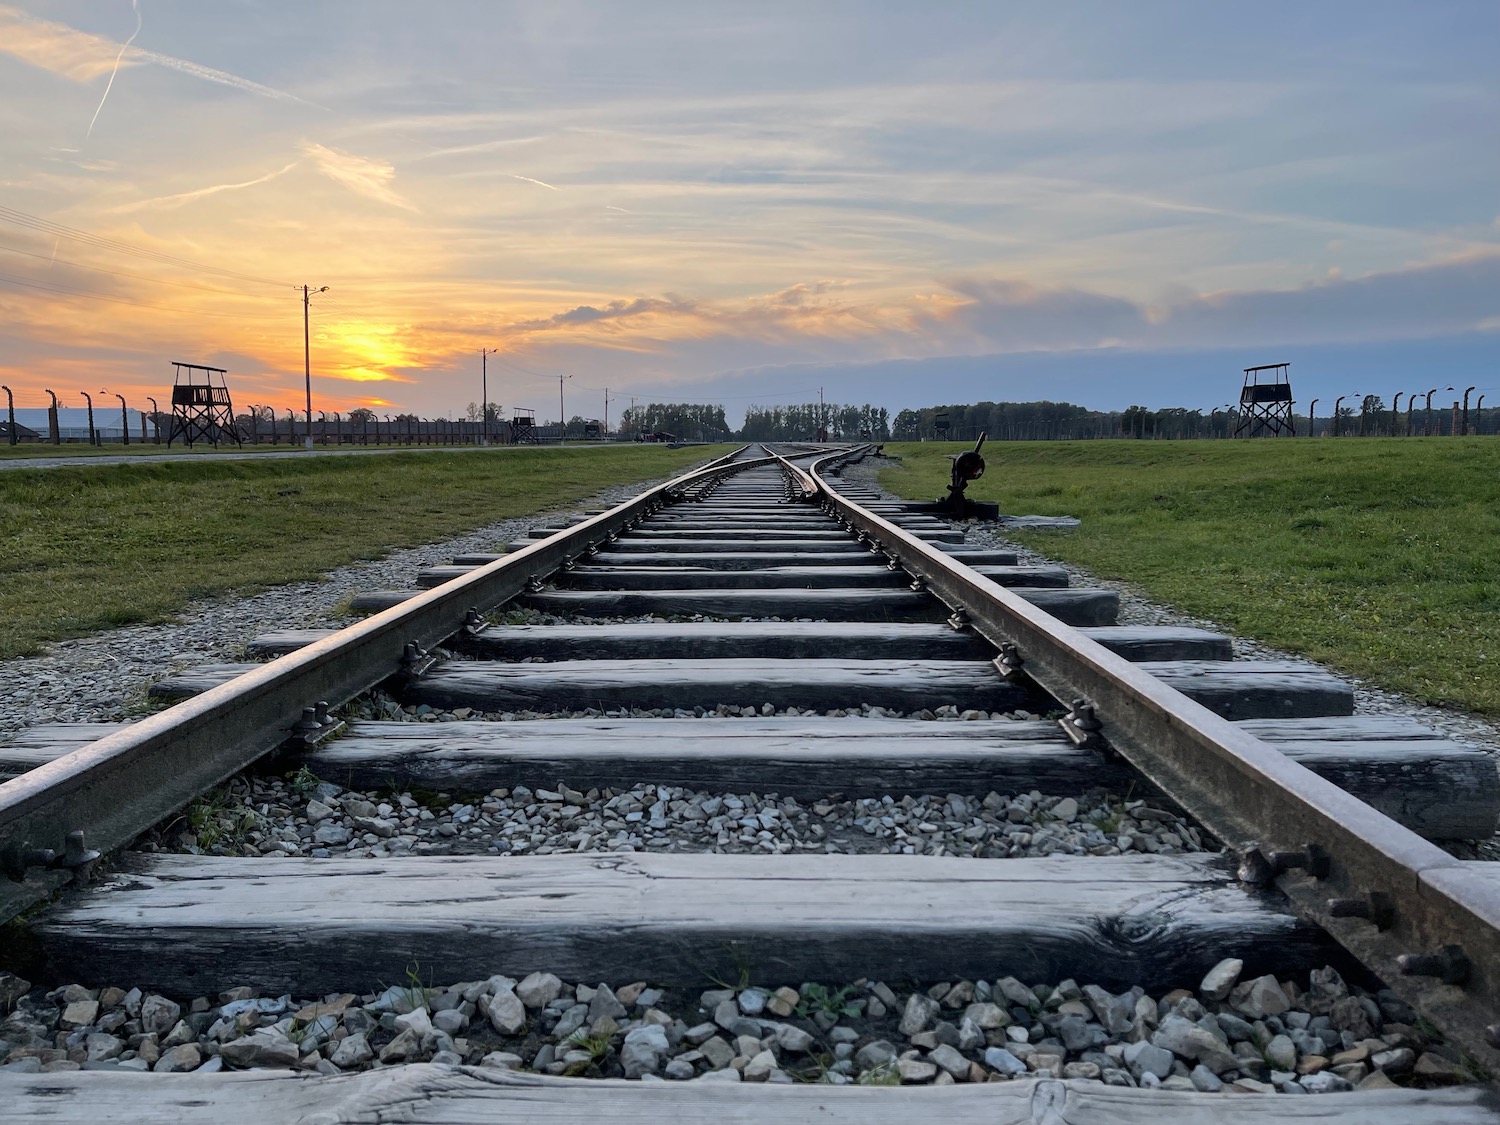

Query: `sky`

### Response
(0, 1, 1496, 426)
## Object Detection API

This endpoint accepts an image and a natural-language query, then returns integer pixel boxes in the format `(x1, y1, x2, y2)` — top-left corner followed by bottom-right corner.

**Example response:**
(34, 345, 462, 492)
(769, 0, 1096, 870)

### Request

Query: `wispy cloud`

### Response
(0, 4, 129, 80)
(301, 142, 415, 210)
(0, 4, 312, 104)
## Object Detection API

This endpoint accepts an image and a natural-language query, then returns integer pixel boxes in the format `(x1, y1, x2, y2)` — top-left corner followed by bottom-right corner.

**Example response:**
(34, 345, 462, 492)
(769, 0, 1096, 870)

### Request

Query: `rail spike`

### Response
(0, 829, 100, 884)
(1058, 698, 1104, 749)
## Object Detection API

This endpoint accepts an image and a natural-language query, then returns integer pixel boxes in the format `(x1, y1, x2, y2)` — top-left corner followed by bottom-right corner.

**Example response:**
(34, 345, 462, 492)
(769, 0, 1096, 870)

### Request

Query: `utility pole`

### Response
(481, 347, 497, 445)
(604, 388, 609, 436)
(303, 284, 328, 449)
(555, 374, 571, 443)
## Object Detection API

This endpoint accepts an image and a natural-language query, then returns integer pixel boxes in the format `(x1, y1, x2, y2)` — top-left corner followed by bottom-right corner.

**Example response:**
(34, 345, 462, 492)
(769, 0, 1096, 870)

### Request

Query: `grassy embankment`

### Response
(880, 440, 1500, 717)
(0, 445, 710, 659)
(0, 443, 512, 459)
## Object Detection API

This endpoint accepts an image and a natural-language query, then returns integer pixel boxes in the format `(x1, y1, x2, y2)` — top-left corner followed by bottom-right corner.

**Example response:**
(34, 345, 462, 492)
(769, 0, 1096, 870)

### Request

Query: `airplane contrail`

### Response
(513, 174, 558, 190)
(111, 161, 300, 212)
(133, 44, 318, 105)
(86, 0, 141, 138)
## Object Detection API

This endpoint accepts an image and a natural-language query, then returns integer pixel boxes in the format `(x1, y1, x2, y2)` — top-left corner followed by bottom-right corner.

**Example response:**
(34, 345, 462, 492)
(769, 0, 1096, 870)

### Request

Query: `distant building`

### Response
(0, 420, 41, 442)
(12, 407, 153, 442)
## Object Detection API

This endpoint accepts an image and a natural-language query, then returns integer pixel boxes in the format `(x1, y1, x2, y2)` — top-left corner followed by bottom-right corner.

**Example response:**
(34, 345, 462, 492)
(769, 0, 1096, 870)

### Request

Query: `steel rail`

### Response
(0, 447, 763, 923)
(789, 445, 1500, 1073)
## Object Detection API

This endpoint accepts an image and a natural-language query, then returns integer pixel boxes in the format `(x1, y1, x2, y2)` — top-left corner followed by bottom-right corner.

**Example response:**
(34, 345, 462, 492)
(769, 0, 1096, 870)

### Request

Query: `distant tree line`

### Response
(892, 398, 1499, 440)
(619, 403, 730, 440)
(607, 402, 891, 441)
(739, 403, 890, 441)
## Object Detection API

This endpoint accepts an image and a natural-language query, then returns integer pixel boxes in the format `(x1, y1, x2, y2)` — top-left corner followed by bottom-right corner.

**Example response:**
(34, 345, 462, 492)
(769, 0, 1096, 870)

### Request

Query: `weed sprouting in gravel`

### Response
(796, 982, 861, 1022)
(562, 1028, 614, 1075)
(286, 765, 322, 801)
(172, 784, 265, 852)
(855, 1060, 901, 1085)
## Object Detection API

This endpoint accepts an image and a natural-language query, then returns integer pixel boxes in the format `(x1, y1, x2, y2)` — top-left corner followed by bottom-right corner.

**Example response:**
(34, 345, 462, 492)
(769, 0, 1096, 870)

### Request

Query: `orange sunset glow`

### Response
(1, 2, 1496, 423)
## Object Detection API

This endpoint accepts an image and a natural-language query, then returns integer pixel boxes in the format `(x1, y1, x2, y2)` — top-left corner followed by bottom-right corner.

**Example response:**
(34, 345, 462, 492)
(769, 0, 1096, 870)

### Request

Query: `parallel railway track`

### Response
(1, 442, 1498, 1122)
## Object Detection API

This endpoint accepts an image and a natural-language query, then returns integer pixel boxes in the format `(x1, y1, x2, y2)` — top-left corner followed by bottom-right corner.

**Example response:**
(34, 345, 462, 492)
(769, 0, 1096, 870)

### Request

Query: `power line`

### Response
(311, 294, 373, 318)
(0, 240, 285, 300)
(0, 271, 292, 319)
(491, 354, 557, 381)
(0, 204, 289, 288)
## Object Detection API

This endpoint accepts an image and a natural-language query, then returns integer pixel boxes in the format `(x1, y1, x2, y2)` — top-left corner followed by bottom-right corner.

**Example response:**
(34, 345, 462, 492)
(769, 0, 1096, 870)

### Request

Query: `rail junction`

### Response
(1, 443, 1498, 1121)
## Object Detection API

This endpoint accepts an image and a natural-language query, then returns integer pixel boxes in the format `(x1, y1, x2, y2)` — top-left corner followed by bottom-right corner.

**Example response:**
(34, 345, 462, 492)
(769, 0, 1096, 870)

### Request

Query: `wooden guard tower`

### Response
(1234, 362, 1295, 438)
(166, 362, 241, 447)
(511, 407, 536, 444)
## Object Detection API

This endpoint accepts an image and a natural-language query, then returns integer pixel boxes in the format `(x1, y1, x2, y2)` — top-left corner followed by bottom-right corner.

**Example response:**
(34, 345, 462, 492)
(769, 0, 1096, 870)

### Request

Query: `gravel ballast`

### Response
(143, 771, 1209, 861)
(0, 964, 1473, 1091)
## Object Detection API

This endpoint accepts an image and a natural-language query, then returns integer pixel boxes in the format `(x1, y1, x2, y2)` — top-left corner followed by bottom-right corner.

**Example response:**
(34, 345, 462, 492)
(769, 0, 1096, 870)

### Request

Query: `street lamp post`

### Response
(481, 348, 497, 446)
(1477, 394, 1487, 435)
(1463, 386, 1478, 435)
(1307, 399, 1318, 437)
(1, 384, 13, 446)
(146, 396, 160, 443)
(105, 390, 128, 446)
(1406, 391, 1420, 437)
(80, 391, 97, 446)
(1391, 393, 1403, 436)
(302, 284, 328, 449)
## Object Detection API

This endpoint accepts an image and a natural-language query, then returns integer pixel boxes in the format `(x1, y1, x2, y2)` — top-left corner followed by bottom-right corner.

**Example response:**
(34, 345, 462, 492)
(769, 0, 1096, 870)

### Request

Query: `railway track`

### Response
(1, 441, 1498, 1122)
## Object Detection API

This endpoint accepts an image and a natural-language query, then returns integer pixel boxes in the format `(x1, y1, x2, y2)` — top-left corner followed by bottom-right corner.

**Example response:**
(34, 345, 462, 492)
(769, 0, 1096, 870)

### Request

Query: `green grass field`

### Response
(0, 445, 710, 659)
(880, 439, 1500, 717)
(0, 442, 517, 459)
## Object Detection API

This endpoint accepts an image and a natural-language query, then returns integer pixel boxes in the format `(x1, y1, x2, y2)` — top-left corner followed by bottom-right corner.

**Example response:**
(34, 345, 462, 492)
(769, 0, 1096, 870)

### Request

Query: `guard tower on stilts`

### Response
(1234, 362, 1295, 437)
(166, 362, 242, 447)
